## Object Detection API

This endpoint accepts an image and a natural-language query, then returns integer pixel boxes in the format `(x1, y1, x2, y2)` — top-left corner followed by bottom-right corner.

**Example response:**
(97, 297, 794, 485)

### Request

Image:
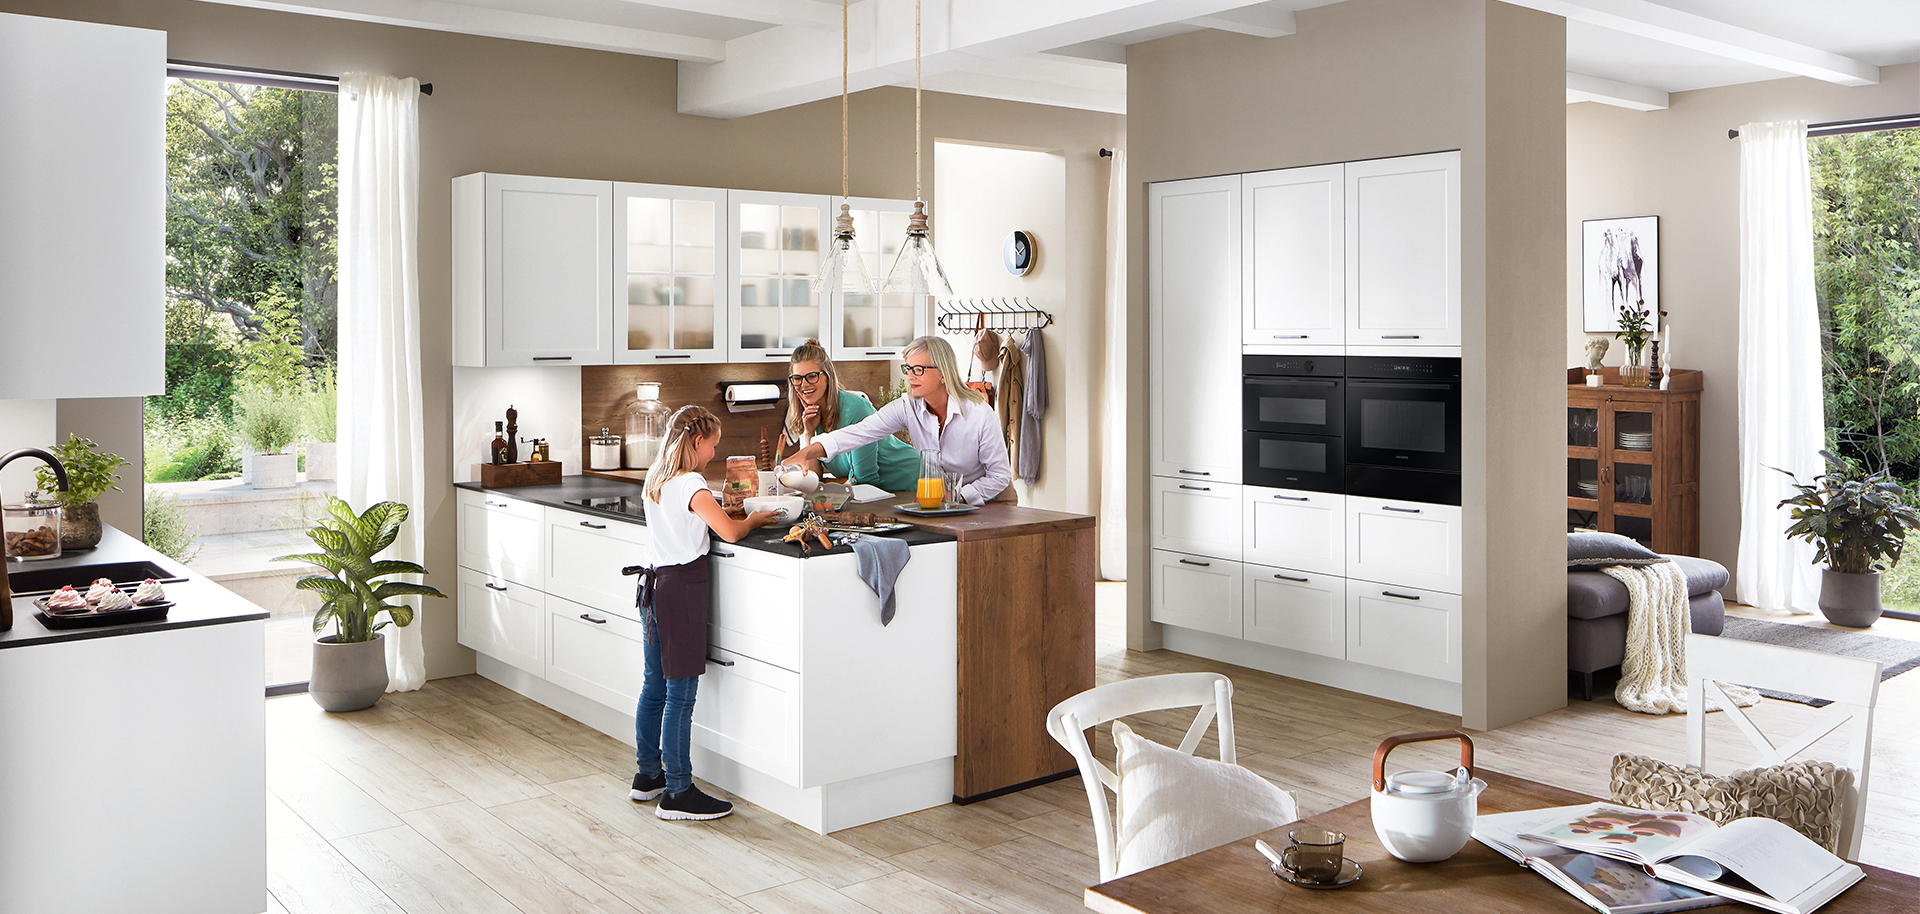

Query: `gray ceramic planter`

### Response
(311, 633, 387, 711)
(1818, 570, 1882, 628)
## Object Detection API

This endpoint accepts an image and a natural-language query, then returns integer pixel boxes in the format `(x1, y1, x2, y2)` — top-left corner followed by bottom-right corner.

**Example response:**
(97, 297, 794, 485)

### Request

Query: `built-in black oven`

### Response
(1343, 356, 1462, 505)
(1243, 355, 1345, 493)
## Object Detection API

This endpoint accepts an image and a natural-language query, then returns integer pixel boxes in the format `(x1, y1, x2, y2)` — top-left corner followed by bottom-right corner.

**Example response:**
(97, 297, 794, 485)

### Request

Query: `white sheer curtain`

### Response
(1099, 149, 1128, 581)
(1735, 120, 1823, 615)
(338, 72, 429, 688)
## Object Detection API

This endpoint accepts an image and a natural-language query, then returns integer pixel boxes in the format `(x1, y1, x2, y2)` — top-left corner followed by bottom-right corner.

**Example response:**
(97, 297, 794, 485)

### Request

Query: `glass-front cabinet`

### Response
(613, 183, 728, 364)
(1565, 368, 1702, 555)
(728, 190, 831, 362)
(833, 197, 928, 361)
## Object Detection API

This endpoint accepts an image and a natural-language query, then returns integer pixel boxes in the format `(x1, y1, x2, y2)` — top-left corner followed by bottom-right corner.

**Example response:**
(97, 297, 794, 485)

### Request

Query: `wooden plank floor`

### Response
(263, 586, 1920, 912)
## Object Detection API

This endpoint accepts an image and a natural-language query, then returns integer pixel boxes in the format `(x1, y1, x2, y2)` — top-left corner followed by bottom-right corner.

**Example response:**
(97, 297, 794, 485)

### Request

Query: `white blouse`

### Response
(814, 395, 1012, 505)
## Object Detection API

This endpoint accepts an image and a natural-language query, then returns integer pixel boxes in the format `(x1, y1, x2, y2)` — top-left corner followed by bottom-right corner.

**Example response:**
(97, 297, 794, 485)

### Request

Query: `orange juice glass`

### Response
(916, 476, 946, 509)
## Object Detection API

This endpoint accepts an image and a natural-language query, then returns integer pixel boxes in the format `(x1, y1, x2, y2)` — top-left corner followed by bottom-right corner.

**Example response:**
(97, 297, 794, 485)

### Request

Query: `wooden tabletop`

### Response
(1085, 770, 1919, 914)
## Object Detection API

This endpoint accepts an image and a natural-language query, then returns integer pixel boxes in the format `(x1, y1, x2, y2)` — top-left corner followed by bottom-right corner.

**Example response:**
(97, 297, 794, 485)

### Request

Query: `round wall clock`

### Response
(1004, 230, 1035, 276)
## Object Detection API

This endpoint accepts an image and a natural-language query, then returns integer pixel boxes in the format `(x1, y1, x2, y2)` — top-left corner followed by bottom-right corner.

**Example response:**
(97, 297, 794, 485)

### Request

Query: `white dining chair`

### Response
(1685, 632, 1882, 861)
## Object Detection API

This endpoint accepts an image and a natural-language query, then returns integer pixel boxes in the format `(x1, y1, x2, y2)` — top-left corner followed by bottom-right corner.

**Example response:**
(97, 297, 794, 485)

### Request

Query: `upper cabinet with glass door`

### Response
(834, 197, 926, 361)
(728, 190, 832, 363)
(613, 183, 729, 364)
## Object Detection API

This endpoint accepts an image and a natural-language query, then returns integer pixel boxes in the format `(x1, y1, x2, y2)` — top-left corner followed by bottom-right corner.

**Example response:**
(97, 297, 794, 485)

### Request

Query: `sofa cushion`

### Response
(1568, 556, 1731, 622)
(1568, 532, 1667, 569)
(1669, 555, 1730, 596)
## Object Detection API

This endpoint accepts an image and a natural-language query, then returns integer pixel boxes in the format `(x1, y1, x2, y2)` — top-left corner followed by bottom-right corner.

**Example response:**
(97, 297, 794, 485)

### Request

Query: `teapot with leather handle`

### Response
(1370, 729, 1487, 862)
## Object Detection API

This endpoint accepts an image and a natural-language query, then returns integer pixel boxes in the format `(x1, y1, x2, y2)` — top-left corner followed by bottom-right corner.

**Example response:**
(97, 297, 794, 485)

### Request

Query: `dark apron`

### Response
(623, 555, 712, 680)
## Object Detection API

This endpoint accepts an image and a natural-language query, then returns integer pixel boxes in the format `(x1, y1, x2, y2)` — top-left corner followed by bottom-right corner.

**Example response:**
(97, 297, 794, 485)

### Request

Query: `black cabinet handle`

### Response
(1275, 494, 1310, 501)
(1383, 505, 1422, 514)
(1179, 485, 1211, 492)
(1178, 559, 1211, 567)
(1272, 334, 1309, 339)
(1274, 573, 1310, 583)
(1382, 590, 1421, 601)
(707, 656, 736, 667)
(654, 353, 692, 359)
(765, 352, 791, 358)
(532, 356, 573, 361)
(580, 521, 607, 529)
(484, 500, 509, 508)
(865, 351, 892, 356)
(484, 582, 507, 592)
(712, 550, 735, 558)
(1380, 334, 1421, 340)
(1178, 469, 1211, 476)
(580, 613, 607, 624)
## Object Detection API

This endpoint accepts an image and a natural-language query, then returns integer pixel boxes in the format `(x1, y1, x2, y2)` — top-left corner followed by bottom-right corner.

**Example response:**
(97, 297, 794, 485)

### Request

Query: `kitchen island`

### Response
(0, 526, 267, 914)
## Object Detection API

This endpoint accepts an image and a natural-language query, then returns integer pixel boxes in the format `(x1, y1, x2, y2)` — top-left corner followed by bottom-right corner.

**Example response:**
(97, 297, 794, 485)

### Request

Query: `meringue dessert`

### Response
(83, 577, 117, 604)
(94, 589, 134, 612)
(45, 585, 89, 612)
(131, 578, 168, 605)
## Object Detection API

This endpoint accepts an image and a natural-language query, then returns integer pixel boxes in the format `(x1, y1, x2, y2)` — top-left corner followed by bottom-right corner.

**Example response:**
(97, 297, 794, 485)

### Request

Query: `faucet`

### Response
(1, 447, 69, 632)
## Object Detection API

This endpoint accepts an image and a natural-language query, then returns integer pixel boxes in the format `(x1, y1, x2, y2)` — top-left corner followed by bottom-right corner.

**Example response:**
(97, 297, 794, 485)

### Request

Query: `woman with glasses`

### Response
(782, 339, 920, 492)
(791, 336, 1013, 505)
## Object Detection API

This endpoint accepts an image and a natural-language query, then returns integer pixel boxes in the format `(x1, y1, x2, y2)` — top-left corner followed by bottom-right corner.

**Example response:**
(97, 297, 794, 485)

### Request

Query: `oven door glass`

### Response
(1345, 379, 1460, 472)
(1242, 377, 1343, 437)
(1243, 432, 1344, 493)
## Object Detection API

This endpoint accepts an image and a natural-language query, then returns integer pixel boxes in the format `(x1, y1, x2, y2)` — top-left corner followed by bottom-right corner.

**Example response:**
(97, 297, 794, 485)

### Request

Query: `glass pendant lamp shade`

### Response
(813, 203, 877, 294)
(883, 200, 953, 296)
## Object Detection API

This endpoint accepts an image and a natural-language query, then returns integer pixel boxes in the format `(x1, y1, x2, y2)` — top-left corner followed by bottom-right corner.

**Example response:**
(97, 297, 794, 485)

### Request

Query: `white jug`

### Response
(1369, 730, 1488, 863)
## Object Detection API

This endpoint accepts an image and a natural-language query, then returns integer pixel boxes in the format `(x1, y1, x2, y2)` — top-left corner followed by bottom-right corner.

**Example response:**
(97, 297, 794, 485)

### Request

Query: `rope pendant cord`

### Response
(841, 0, 849, 203)
(915, 0, 922, 203)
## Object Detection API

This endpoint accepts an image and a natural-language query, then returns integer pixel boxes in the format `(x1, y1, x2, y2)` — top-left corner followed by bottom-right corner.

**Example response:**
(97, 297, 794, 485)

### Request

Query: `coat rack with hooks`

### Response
(935, 297, 1054, 332)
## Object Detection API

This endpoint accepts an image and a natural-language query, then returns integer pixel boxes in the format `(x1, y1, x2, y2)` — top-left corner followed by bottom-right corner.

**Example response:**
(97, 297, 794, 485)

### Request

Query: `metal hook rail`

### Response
(935, 297, 1054, 332)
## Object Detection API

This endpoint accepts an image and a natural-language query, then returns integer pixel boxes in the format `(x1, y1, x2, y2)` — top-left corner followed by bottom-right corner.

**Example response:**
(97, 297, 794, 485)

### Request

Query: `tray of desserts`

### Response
(33, 578, 173, 629)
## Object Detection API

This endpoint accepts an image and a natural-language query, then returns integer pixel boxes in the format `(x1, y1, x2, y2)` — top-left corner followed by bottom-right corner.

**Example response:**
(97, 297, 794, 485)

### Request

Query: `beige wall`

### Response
(1128, 0, 1566, 729)
(2, 0, 1122, 680)
(1565, 63, 1920, 595)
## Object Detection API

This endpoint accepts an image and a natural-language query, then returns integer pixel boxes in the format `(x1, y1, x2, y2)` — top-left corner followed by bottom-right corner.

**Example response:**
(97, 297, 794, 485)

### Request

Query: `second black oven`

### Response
(1243, 355, 1345, 492)
(1344, 356, 1462, 505)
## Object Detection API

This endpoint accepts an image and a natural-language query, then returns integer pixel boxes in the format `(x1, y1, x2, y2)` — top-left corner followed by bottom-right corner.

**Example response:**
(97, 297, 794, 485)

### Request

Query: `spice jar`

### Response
(589, 428, 623, 471)
(3, 500, 62, 561)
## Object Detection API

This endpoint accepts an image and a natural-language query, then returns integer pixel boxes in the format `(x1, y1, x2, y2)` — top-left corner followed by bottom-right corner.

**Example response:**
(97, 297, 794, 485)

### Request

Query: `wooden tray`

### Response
(473, 461, 563, 487)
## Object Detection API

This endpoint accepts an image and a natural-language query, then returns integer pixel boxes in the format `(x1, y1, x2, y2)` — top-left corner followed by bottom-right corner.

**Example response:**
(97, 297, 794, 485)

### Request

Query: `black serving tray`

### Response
(34, 598, 172, 629)
(6, 560, 187, 597)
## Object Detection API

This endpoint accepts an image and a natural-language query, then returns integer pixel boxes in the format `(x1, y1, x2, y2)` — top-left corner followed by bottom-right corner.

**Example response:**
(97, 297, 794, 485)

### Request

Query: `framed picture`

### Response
(1583, 215, 1659, 332)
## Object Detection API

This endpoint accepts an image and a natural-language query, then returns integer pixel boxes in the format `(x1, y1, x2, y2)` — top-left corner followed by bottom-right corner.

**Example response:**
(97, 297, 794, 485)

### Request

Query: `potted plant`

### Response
(235, 383, 303, 489)
(274, 495, 445, 711)
(1777, 450, 1920, 626)
(1616, 303, 1652, 387)
(305, 372, 338, 482)
(33, 434, 128, 550)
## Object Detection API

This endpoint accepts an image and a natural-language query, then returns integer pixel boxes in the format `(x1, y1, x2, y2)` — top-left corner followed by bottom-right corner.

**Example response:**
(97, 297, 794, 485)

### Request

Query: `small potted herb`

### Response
(33, 434, 128, 550)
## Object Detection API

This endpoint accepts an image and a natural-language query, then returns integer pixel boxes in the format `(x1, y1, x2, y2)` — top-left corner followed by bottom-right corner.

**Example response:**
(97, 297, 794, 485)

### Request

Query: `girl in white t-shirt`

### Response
(629, 405, 775, 820)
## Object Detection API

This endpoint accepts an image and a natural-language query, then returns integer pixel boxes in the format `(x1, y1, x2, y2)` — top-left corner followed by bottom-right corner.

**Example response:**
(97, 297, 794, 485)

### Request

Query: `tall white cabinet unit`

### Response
(1148, 175, 1243, 484)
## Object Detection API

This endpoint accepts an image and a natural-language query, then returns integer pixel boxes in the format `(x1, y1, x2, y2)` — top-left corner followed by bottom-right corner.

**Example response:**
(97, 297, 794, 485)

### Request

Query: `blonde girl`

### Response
(782, 339, 919, 492)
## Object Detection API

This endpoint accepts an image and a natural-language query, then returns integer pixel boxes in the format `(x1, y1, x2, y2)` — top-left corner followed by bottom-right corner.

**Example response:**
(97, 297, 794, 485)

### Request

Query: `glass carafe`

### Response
(916, 448, 946, 509)
(625, 382, 668, 469)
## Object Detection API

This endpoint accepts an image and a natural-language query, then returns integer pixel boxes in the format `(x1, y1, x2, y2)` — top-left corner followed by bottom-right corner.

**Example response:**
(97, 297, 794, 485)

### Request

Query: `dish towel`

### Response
(1019, 328, 1047, 483)
(1603, 563, 1758, 714)
(851, 535, 912, 625)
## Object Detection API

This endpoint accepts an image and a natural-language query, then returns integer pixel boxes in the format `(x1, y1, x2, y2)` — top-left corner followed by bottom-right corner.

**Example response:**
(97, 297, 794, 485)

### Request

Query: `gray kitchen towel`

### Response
(851, 535, 912, 625)
(1019, 328, 1047, 483)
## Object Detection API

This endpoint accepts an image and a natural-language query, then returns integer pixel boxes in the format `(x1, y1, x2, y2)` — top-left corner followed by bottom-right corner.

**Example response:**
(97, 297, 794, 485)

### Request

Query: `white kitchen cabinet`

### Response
(1149, 175, 1243, 484)
(831, 197, 926, 361)
(1345, 582, 1461, 682)
(1345, 496, 1463, 594)
(1242, 564, 1345, 659)
(544, 508, 649, 615)
(545, 593, 648, 711)
(453, 173, 614, 367)
(456, 565, 546, 676)
(707, 541, 802, 673)
(1243, 486, 1345, 575)
(694, 644, 804, 785)
(729, 190, 833, 361)
(456, 489, 545, 588)
(1149, 549, 1243, 638)
(613, 182, 730, 364)
(1345, 152, 1461, 348)
(1151, 476, 1242, 561)
(1243, 164, 1345, 352)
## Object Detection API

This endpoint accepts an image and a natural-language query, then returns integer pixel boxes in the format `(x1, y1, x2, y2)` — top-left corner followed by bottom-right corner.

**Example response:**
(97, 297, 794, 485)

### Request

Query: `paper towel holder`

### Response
(719, 380, 784, 413)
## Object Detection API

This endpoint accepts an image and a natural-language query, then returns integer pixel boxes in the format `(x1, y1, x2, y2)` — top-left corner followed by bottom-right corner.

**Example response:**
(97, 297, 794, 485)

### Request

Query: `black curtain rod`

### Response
(1100, 148, 1114, 157)
(168, 59, 432, 96)
(1727, 112, 1920, 139)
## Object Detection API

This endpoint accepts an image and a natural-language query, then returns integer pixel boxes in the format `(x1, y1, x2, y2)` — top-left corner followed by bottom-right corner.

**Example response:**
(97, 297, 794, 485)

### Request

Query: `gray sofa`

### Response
(1568, 555, 1728, 700)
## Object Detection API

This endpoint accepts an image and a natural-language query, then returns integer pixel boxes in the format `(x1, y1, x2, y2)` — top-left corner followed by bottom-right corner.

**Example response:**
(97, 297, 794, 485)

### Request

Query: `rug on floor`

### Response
(1716, 617, 1920, 706)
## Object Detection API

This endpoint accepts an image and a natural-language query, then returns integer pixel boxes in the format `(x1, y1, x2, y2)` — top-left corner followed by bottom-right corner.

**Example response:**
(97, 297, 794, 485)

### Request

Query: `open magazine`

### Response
(1476, 806, 1726, 914)
(1486, 803, 1863, 914)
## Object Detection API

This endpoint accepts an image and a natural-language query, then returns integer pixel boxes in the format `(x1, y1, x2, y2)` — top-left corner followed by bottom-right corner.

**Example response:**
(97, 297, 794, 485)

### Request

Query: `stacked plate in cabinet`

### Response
(1575, 479, 1601, 498)
(1616, 430, 1653, 450)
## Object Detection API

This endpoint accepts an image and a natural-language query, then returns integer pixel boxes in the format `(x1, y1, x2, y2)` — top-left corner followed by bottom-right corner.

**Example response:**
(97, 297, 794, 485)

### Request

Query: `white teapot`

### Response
(1369, 730, 1487, 863)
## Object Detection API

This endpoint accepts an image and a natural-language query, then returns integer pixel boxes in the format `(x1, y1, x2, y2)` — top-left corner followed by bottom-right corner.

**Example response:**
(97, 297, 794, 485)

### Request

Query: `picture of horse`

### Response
(1583, 215, 1660, 332)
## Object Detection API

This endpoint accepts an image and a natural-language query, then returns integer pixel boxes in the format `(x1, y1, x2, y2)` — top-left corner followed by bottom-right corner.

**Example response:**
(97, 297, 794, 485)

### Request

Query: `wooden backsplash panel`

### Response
(581, 361, 893, 474)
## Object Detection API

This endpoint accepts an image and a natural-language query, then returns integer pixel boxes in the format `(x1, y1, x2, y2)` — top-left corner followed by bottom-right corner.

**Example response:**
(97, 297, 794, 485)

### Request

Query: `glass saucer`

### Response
(1271, 855, 1362, 889)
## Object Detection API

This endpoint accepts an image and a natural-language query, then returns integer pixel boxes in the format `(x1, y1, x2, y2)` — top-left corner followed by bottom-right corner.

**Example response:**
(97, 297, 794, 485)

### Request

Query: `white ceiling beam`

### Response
(1181, 5, 1296, 39)
(1565, 72, 1668, 111)
(193, 0, 726, 61)
(912, 53, 1127, 115)
(1043, 39, 1129, 65)
(1507, 0, 1877, 87)
(604, 0, 838, 31)
(678, 0, 1272, 118)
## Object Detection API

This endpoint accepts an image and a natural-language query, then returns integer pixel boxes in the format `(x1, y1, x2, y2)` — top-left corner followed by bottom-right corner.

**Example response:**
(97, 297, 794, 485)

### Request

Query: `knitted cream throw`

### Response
(1602, 562, 1758, 715)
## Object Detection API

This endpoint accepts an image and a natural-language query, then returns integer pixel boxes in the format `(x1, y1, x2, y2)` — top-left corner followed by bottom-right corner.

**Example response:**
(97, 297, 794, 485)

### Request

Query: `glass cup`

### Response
(1282, 827, 1346, 883)
(943, 471, 964, 509)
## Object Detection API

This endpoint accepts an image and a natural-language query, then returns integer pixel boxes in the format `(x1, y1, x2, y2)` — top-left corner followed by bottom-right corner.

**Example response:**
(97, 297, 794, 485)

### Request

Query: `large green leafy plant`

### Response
(34, 434, 128, 507)
(275, 496, 444, 642)
(1778, 450, 1920, 574)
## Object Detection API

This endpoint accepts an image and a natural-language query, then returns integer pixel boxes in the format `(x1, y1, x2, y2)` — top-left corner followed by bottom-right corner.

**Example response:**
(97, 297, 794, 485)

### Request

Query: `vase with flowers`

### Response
(1617, 303, 1652, 387)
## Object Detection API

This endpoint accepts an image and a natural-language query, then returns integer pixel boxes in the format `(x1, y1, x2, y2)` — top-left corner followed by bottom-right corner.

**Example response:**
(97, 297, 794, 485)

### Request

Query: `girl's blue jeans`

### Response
(633, 631, 699, 794)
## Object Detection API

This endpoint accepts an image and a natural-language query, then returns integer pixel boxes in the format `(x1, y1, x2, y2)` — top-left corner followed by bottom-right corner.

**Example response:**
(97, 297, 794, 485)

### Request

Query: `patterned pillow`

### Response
(1609, 753, 1849, 853)
(1568, 532, 1669, 570)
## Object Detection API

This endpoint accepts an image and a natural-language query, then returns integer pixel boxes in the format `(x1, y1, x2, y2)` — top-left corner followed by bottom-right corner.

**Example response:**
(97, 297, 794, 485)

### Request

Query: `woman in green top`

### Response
(783, 339, 920, 492)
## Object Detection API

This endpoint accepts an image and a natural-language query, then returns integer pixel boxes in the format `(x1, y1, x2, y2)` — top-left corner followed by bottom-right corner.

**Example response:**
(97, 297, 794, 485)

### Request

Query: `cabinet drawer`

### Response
(707, 543, 799, 671)
(1345, 496, 1462, 594)
(692, 645, 801, 786)
(1242, 486, 1343, 575)
(1151, 477, 1242, 560)
(455, 566, 545, 676)
(545, 594, 648, 712)
(1242, 564, 1344, 659)
(1345, 583, 1461, 682)
(1148, 549, 1243, 638)
(456, 490, 544, 587)
(544, 508, 649, 616)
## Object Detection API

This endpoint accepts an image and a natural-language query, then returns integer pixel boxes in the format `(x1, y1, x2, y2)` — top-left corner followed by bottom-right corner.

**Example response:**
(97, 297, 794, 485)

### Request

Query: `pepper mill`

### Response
(505, 405, 519, 464)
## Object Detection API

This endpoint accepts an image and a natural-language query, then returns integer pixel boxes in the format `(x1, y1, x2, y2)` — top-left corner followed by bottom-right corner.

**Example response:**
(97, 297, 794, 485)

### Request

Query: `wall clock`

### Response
(1004, 230, 1035, 276)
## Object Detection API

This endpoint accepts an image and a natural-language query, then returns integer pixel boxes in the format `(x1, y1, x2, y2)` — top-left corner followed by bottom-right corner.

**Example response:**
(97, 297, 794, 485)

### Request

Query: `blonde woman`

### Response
(791, 336, 1013, 505)
(632, 405, 775, 820)
(782, 339, 919, 492)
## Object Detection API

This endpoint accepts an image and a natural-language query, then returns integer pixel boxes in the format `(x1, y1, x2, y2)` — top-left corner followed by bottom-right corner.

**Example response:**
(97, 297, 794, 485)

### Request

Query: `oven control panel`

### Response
(1242, 354, 1344, 378)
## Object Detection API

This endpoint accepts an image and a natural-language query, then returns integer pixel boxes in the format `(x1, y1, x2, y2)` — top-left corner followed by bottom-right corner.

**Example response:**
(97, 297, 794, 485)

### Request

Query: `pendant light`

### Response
(813, 0, 878, 295)
(882, 0, 954, 297)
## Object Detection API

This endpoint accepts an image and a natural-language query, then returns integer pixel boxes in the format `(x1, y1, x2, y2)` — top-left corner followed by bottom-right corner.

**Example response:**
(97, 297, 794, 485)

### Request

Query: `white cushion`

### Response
(1110, 721, 1299, 880)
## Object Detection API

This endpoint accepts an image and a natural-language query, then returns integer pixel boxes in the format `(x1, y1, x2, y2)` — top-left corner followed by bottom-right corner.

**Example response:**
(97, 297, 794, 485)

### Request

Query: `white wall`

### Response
(451, 366, 583, 481)
(0, 399, 57, 501)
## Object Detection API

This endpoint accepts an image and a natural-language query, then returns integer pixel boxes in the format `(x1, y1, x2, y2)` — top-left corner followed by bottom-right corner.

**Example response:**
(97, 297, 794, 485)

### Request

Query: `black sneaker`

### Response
(656, 784, 733, 821)
(629, 771, 666, 802)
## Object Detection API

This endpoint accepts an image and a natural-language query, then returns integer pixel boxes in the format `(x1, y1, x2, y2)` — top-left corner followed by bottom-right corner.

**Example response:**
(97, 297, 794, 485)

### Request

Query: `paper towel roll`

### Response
(724, 383, 783, 412)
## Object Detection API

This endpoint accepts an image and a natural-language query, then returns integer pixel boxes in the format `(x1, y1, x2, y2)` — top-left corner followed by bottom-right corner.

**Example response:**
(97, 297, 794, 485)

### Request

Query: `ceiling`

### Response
(193, 0, 1920, 115)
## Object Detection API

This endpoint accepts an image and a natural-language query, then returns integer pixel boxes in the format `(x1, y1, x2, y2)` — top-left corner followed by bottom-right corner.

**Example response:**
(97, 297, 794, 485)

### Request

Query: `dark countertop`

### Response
(456, 477, 958, 559)
(1, 525, 269, 650)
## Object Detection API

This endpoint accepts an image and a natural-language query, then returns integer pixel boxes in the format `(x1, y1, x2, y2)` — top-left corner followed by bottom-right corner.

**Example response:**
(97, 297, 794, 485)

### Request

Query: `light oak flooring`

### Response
(262, 586, 1920, 913)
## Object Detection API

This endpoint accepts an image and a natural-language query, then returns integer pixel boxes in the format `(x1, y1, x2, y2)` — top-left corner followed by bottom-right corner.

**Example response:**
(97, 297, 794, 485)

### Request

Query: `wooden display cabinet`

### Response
(1566, 368, 1702, 555)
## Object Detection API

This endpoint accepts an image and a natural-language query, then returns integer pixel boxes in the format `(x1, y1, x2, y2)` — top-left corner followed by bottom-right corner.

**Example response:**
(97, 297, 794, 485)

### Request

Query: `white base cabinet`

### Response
(1346, 583, 1462, 682)
(1345, 496, 1463, 595)
(1243, 486, 1344, 575)
(1148, 549, 1242, 638)
(456, 566, 546, 676)
(1242, 564, 1345, 659)
(1150, 477, 1242, 560)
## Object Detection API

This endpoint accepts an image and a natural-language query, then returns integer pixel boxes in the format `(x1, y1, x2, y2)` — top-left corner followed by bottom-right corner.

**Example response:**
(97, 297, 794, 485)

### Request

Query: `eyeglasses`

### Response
(787, 370, 826, 386)
(900, 363, 939, 377)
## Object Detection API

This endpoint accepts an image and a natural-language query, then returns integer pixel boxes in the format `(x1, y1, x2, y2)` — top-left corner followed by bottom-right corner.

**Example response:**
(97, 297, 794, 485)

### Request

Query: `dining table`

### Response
(1084, 769, 1920, 914)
